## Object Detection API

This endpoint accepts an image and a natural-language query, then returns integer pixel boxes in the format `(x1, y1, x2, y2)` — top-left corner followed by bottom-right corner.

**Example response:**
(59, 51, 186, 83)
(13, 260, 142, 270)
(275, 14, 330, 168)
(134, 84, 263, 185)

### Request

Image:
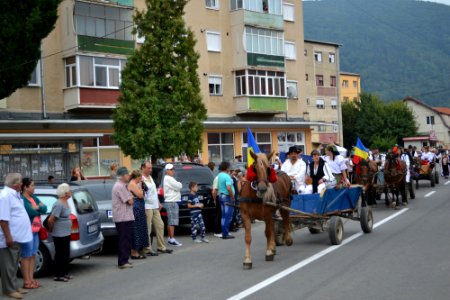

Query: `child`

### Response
(187, 182, 209, 243)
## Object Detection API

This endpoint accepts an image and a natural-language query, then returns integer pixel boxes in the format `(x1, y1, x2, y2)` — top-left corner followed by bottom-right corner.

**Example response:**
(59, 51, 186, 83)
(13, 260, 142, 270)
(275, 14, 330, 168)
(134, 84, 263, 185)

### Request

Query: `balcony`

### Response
(64, 88, 119, 111)
(235, 96, 287, 115)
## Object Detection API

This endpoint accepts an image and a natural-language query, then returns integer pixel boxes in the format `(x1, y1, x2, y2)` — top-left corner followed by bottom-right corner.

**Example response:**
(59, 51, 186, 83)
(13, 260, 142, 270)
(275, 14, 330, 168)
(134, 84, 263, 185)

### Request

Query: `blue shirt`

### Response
(187, 192, 201, 214)
(217, 172, 234, 196)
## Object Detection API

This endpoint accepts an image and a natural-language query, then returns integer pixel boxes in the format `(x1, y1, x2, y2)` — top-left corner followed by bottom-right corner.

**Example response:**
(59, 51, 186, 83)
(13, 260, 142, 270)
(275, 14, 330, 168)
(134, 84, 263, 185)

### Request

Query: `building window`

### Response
(330, 76, 336, 87)
(284, 41, 296, 60)
(353, 80, 358, 88)
(277, 131, 305, 153)
(286, 80, 298, 99)
(207, 132, 234, 163)
(206, 31, 221, 52)
(65, 56, 126, 89)
(231, 0, 282, 15)
(318, 125, 327, 132)
(342, 80, 348, 88)
(82, 135, 121, 177)
(332, 121, 338, 132)
(316, 99, 325, 109)
(205, 0, 219, 9)
(28, 61, 41, 86)
(283, 2, 294, 21)
(305, 73, 309, 81)
(304, 49, 307, 56)
(235, 70, 285, 97)
(245, 27, 284, 56)
(331, 99, 337, 109)
(314, 51, 322, 62)
(426, 116, 435, 125)
(74, 1, 133, 41)
(328, 53, 335, 63)
(315, 75, 324, 87)
(208, 76, 222, 95)
(242, 132, 272, 162)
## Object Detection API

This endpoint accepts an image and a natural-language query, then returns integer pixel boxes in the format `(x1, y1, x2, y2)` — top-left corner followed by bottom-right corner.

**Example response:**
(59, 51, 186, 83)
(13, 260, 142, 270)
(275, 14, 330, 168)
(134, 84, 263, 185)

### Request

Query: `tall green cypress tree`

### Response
(113, 0, 207, 160)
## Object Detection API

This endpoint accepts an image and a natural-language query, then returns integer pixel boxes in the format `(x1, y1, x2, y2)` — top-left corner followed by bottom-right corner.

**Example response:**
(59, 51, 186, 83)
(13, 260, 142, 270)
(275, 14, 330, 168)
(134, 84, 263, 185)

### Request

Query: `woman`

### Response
(441, 149, 449, 179)
(21, 178, 47, 289)
(70, 166, 85, 182)
(128, 169, 149, 259)
(47, 183, 72, 282)
(323, 145, 350, 188)
(307, 150, 335, 194)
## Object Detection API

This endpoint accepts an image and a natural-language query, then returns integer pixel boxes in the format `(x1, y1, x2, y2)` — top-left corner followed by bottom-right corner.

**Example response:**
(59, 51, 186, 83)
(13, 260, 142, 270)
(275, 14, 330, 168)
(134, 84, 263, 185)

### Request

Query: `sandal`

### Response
(54, 277, 69, 282)
(130, 255, 146, 259)
(23, 282, 39, 289)
(32, 280, 41, 287)
(64, 275, 73, 280)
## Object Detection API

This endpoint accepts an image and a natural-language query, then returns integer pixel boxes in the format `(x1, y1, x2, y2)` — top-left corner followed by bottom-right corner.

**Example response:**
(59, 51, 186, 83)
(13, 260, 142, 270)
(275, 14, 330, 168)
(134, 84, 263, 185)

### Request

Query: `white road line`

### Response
(227, 208, 409, 300)
(445, 181, 450, 185)
(425, 191, 436, 197)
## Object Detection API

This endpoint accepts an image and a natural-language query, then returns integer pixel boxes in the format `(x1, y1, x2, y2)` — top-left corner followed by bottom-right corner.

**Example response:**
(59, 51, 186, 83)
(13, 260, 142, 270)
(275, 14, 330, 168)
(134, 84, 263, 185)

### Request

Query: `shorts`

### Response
(20, 232, 39, 258)
(163, 202, 179, 226)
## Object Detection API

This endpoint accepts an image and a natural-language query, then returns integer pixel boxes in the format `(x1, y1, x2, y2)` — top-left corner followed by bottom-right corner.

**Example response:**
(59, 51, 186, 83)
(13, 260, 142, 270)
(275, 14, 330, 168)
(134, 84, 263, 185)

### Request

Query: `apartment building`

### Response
(303, 40, 342, 147)
(0, 0, 321, 181)
(340, 71, 361, 103)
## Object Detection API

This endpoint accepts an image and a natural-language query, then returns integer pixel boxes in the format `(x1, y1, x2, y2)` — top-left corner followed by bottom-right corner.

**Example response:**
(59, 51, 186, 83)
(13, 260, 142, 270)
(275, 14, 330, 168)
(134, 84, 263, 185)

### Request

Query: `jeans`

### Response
(190, 212, 206, 240)
(220, 194, 234, 237)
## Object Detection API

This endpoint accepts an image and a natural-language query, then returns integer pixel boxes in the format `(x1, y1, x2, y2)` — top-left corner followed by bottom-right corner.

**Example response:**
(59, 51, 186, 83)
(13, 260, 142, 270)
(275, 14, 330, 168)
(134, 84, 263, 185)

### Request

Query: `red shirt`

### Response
(246, 166, 277, 183)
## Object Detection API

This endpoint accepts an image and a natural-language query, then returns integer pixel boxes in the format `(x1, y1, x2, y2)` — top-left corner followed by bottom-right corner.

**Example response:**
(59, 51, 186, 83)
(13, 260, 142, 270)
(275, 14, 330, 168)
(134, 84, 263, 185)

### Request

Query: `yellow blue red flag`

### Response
(354, 137, 369, 161)
(247, 128, 260, 167)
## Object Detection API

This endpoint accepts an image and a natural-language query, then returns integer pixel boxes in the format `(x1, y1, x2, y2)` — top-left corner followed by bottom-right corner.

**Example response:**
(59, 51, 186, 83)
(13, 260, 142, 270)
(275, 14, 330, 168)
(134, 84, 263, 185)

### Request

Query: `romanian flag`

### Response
(247, 128, 261, 167)
(352, 137, 369, 165)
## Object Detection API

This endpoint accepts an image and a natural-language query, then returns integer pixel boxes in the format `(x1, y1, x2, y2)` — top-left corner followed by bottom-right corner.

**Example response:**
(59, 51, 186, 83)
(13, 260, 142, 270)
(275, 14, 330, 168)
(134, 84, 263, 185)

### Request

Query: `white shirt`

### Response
(323, 155, 347, 174)
(163, 175, 182, 203)
(142, 175, 159, 210)
(421, 151, 435, 162)
(0, 186, 33, 248)
(306, 161, 335, 183)
(281, 158, 307, 190)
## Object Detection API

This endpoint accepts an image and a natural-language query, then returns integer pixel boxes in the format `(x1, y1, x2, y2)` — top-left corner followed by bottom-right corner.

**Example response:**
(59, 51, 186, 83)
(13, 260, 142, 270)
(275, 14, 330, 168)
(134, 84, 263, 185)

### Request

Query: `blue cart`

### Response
(275, 186, 373, 245)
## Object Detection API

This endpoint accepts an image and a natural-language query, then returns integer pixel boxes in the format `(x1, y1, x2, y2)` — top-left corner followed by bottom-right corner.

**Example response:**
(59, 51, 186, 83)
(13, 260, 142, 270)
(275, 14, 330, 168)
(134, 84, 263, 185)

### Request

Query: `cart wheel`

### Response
(360, 207, 373, 233)
(435, 171, 439, 184)
(328, 216, 344, 245)
(308, 227, 322, 234)
(430, 173, 435, 187)
(408, 181, 415, 199)
(274, 220, 285, 246)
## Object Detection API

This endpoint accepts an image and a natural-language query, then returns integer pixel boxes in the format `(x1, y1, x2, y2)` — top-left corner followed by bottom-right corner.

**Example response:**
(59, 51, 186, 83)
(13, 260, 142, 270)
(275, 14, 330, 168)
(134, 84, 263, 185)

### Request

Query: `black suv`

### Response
(152, 162, 216, 227)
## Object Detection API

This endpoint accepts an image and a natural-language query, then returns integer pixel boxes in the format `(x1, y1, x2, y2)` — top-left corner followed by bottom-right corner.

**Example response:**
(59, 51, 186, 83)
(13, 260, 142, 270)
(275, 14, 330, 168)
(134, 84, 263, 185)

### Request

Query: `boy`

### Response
(187, 182, 209, 243)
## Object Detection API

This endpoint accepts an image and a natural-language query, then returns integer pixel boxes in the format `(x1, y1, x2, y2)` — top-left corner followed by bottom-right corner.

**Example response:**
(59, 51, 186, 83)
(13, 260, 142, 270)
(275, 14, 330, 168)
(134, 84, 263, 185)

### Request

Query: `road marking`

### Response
(227, 208, 409, 300)
(425, 191, 436, 197)
(445, 181, 450, 185)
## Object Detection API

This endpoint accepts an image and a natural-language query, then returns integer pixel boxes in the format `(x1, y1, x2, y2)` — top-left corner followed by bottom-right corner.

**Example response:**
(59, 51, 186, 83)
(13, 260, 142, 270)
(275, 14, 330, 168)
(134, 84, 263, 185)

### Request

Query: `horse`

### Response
(239, 150, 292, 270)
(352, 159, 378, 206)
(384, 152, 407, 208)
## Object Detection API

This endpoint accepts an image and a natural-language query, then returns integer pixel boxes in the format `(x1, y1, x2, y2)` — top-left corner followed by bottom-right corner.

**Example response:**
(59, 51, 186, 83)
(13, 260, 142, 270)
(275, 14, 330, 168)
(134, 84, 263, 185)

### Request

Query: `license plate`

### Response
(88, 224, 98, 234)
(107, 210, 113, 219)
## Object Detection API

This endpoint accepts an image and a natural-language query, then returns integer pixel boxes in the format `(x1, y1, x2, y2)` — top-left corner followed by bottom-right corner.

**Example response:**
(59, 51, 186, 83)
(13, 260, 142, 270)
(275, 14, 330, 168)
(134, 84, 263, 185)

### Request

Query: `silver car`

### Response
(33, 185, 104, 277)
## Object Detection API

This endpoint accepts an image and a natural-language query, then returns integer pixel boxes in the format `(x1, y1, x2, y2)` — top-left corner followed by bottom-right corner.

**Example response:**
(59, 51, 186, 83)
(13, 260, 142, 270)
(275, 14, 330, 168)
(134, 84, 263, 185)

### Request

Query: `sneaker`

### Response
(222, 235, 235, 239)
(214, 233, 222, 238)
(193, 239, 202, 244)
(168, 239, 183, 247)
(157, 248, 173, 254)
(118, 263, 133, 269)
(201, 238, 210, 243)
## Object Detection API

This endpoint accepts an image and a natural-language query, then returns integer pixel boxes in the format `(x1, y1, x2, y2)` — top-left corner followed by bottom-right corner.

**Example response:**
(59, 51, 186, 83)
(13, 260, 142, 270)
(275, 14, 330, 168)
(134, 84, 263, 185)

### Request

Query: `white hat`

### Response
(165, 163, 174, 170)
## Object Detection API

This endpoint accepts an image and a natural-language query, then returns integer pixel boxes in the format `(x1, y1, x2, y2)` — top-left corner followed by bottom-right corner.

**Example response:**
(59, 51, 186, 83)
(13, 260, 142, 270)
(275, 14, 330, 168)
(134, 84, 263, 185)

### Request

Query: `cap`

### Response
(116, 167, 129, 177)
(165, 163, 174, 170)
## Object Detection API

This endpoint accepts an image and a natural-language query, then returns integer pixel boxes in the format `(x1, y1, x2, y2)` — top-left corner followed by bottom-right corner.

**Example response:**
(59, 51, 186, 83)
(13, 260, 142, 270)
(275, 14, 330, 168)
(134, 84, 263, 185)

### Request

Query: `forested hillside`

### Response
(303, 0, 450, 107)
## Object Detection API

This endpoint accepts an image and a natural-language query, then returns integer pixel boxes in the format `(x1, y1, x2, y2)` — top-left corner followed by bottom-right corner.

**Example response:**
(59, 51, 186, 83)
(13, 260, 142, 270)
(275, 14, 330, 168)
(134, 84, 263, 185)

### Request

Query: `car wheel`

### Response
(34, 242, 51, 278)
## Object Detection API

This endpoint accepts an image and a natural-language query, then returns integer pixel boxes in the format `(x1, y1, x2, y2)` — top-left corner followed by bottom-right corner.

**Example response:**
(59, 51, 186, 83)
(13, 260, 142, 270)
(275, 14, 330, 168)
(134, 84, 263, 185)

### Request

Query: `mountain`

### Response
(303, 0, 450, 107)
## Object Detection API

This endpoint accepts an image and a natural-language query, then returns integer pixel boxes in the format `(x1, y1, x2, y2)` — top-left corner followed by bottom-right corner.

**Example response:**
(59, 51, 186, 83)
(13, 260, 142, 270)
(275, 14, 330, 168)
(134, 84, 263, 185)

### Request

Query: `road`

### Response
(20, 179, 450, 300)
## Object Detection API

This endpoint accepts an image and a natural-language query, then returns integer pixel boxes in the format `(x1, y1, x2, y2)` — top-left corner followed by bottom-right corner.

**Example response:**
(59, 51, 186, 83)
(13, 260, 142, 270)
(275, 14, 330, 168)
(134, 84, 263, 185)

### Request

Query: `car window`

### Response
(35, 195, 58, 214)
(86, 184, 112, 201)
(174, 168, 213, 187)
(72, 190, 97, 214)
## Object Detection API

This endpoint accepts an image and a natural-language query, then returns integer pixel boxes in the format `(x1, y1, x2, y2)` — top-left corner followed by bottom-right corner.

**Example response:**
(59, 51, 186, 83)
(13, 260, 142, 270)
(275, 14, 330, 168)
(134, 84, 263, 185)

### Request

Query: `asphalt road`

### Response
(18, 178, 450, 300)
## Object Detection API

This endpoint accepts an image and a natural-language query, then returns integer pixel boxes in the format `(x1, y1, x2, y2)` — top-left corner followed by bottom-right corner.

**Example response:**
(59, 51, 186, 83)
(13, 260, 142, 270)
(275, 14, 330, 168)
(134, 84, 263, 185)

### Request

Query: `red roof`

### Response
(434, 107, 450, 115)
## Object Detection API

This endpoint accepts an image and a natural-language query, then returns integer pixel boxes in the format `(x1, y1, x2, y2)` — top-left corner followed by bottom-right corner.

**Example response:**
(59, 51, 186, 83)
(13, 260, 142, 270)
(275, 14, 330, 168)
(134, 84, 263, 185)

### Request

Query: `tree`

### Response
(113, 0, 207, 159)
(0, 0, 62, 99)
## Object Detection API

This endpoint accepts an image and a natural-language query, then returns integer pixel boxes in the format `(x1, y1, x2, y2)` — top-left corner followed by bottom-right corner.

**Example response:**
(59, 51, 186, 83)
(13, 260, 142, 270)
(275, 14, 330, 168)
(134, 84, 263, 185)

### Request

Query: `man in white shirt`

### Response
(0, 173, 32, 299)
(281, 146, 307, 192)
(421, 146, 435, 162)
(141, 162, 172, 255)
(163, 164, 183, 247)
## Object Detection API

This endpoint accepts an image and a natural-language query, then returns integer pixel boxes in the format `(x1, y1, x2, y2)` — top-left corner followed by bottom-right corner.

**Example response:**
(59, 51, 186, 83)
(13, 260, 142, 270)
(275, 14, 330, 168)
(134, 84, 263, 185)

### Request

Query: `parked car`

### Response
(152, 162, 216, 228)
(32, 185, 104, 277)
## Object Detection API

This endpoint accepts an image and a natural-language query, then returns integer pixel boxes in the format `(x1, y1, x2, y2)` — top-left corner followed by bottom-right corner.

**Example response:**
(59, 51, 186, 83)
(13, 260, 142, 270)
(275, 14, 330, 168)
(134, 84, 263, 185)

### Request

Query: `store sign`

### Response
(247, 53, 284, 68)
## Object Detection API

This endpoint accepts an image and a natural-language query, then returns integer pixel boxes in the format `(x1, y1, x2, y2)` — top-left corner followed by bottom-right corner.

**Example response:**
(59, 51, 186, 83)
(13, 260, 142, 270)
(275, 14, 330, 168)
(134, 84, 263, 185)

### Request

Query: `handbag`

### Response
(38, 226, 48, 240)
(43, 215, 50, 230)
(31, 216, 42, 233)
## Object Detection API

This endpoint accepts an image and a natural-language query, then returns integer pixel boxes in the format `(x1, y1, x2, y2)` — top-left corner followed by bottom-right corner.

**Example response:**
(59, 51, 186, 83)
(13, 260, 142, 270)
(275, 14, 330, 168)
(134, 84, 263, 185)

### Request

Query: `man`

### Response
(281, 145, 307, 192)
(163, 164, 183, 247)
(112, 167, 135, 269)
(0, 173, 32, 299)
(141, 162, 172, 255)
(217, 162, 235, 239)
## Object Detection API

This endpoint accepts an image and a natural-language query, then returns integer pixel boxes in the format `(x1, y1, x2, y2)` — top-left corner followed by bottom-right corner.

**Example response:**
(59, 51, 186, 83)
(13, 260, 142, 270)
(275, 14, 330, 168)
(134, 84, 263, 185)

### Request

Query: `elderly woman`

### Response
(21, 178, 47, 289)
(323, 145, 350, 188)
(307, 150, 335, 194)
(47, 183, 72, 282)
(128, 170, 149, 259)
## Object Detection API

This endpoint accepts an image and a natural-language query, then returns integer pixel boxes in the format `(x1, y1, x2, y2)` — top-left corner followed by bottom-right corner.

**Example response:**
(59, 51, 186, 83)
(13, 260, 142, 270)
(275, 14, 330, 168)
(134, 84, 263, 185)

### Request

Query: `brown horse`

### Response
(352, 159, 378, 206)
(384, 153, 407, 207)
(239, 150, 292, 270)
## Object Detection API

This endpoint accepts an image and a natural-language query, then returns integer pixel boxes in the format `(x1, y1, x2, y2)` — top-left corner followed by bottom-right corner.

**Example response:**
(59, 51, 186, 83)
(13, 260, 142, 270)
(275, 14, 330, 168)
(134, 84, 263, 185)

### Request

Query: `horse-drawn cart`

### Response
(274, 186, 373, 246)
(412, 158, 439, 189)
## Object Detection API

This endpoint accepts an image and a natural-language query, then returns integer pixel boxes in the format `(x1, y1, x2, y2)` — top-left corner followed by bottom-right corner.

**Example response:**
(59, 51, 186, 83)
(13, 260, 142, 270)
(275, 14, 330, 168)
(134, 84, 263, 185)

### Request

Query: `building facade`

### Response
(303, 40, 341, 147)
(340, 71, 361, 103)
(0, 0, 328, 181)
